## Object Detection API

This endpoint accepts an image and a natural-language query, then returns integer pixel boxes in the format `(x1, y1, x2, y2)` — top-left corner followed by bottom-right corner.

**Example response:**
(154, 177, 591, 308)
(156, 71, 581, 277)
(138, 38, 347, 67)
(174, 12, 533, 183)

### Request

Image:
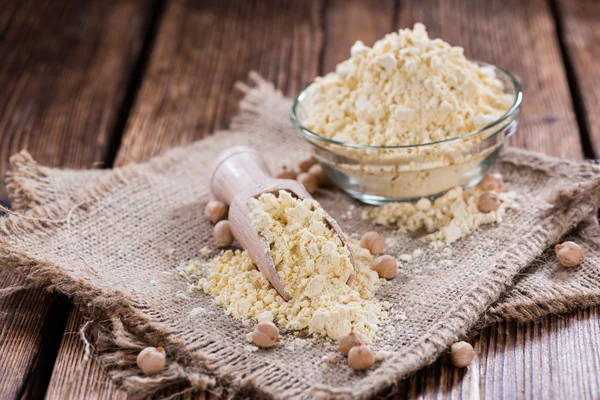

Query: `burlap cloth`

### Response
(2, 74, 600, 399)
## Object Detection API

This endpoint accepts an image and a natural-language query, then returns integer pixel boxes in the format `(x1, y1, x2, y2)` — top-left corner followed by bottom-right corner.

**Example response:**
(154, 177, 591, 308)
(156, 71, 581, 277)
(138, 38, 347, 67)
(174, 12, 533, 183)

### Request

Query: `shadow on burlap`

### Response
(1, 74, 600, 399)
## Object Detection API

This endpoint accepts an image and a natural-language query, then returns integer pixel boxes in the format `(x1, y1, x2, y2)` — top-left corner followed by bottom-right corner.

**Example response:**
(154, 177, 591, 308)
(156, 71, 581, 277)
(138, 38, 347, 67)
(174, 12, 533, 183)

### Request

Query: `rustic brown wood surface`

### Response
(0, 269, 69, 399)
(1, 0, 600, 398)
(0, 0, 153, 197)
(115, 0, 322, 165)
(0, 0, 153, 398)
(554, 0, 600, 158)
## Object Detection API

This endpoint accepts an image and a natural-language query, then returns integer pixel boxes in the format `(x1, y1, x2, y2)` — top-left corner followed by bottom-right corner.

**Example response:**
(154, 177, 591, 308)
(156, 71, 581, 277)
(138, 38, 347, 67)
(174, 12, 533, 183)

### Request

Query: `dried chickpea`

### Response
(213, 220, 234, 247)
(137, 346, 166, 375)
(477, 191, 500, 213)
(371, 255, 397, 279)
(360, 231, 384, 255)
(250, 321, 279, 348)
(275, 165, 297, 180)
(204, 200, 228, 224)
(479, 172, 504, 192)
(450, 341, 474, 368)
(308, 164, 330, 186)
(297, 155, 316, 172)
(297, 172, 318, 194)
(338, 332, 365, 356)
(347, 344, 374, 370)
(555, 241, 583, 267)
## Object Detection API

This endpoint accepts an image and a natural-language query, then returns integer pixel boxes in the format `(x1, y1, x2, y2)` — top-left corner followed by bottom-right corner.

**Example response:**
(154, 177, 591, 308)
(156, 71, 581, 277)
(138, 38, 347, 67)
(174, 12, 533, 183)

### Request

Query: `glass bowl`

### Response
(290, 63, 523, 205)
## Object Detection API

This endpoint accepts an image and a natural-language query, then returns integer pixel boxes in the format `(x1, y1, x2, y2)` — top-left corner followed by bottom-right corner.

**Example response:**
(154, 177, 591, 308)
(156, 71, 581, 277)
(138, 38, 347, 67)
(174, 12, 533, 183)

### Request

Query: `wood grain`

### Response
(45, 310, 127, 400)
(388, 309, 600, 399)
(397, 0, 583, 160)
(0, 269, 64, 399)
(320, 0, 396, 74)
(0, 0, 152, 199)
(554, 0, 600, 158)
(0, 0, 153, 397)
(115, 0, 323, 165)
(477, 308, 600, 400)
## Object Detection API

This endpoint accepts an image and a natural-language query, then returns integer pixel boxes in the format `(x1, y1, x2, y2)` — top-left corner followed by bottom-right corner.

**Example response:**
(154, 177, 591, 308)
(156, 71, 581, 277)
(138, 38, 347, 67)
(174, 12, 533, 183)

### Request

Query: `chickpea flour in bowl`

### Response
(290, 24, 523, 205)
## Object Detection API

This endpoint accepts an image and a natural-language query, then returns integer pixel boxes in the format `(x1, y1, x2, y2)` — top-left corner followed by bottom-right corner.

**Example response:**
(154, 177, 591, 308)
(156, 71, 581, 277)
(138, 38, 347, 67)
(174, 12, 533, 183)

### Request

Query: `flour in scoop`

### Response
(194, 190, 388, 341)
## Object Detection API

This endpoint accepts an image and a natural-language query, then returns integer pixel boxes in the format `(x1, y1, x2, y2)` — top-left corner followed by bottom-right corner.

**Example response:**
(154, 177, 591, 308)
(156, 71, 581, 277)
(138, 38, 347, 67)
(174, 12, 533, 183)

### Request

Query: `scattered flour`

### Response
(244, 345, 259, 353)
(374, 350, 395, 361)
(393, 311, 407, 322)
(256, 310, 274, 322)
(362, 185, 518, 246)
(189, 307, 207, 320)
(284, 337, 313, 352)
(322, 354, 340, 364)
(398, 254, 412, 263)
(199, 246, 212, 256)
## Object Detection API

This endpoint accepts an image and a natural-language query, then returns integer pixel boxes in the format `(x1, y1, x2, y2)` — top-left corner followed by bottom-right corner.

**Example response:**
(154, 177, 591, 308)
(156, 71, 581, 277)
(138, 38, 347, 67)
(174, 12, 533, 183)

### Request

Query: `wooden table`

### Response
(1, 0, 599, 398)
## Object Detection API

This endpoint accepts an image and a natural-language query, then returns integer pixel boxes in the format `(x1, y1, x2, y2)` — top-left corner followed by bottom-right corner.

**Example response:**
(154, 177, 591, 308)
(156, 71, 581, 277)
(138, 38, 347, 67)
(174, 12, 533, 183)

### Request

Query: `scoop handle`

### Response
(210, 146, 274, 205)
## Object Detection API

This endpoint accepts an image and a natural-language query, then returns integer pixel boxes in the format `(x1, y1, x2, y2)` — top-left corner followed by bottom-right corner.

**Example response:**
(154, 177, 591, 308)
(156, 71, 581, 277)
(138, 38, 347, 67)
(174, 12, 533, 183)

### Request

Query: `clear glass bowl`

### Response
(290, 63, 523, 205)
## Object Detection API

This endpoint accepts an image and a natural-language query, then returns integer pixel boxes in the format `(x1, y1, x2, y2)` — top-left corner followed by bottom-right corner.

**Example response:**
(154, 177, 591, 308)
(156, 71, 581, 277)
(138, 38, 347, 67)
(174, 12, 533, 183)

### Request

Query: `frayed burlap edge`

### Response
(6, 151, 57, 211)
(2, 74, 600, 399)
(0, 167, 317, 400)
(0, 167, 221, 398)
(480, 218, 600, 326)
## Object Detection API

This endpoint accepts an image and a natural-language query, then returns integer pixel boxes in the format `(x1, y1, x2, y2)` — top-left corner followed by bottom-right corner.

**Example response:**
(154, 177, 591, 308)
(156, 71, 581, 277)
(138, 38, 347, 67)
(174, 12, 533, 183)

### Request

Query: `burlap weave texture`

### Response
(2, 75, 600, 399)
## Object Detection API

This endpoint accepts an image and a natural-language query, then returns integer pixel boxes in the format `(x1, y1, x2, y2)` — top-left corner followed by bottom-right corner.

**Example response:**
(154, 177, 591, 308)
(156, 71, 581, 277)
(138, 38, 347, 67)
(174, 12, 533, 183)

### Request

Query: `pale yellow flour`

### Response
(302, 23, 514, 147)
(363, 186, 518, 246)
(194, 190, 387, 341)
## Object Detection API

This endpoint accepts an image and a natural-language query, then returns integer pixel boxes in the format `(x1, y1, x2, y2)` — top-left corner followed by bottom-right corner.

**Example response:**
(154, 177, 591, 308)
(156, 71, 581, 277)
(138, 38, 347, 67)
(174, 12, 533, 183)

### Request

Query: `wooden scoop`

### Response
(210, 146, 355, 301)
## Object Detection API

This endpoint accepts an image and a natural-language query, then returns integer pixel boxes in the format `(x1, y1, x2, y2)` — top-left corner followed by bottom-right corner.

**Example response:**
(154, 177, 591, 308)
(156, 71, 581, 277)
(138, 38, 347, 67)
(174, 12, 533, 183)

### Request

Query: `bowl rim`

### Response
(290, 62, 523, 150)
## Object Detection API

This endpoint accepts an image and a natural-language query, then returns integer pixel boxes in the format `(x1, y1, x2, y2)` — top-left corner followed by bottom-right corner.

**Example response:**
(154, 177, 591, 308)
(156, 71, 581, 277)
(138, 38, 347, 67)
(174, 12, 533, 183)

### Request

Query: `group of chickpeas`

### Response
(133, 330, 475, 374)
(330, 230, 470, 370)
(476, 172, 504, 213)
(202, 155, 329, 248)
(275, 154, 330, 193)
(135, 169, 585, 375)
(478, 172, 583, 267)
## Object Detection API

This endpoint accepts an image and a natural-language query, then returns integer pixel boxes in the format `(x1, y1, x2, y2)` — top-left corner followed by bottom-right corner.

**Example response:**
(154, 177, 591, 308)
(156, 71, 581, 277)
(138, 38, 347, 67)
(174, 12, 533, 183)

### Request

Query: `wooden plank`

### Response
(389, 309, 600, 399)
(0, 269, 70, 399)
(0, 0, 153, 397)
(320, 0, 396, 74)
(554, 0, 600, 158)
(45, 310, 127, 400)
(0, 0, 152, 199)
(46, 0, 325, 398)
(477, 309, 600, 399)
(115, 0, 323, 165)
(397, 0, 583, 160)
